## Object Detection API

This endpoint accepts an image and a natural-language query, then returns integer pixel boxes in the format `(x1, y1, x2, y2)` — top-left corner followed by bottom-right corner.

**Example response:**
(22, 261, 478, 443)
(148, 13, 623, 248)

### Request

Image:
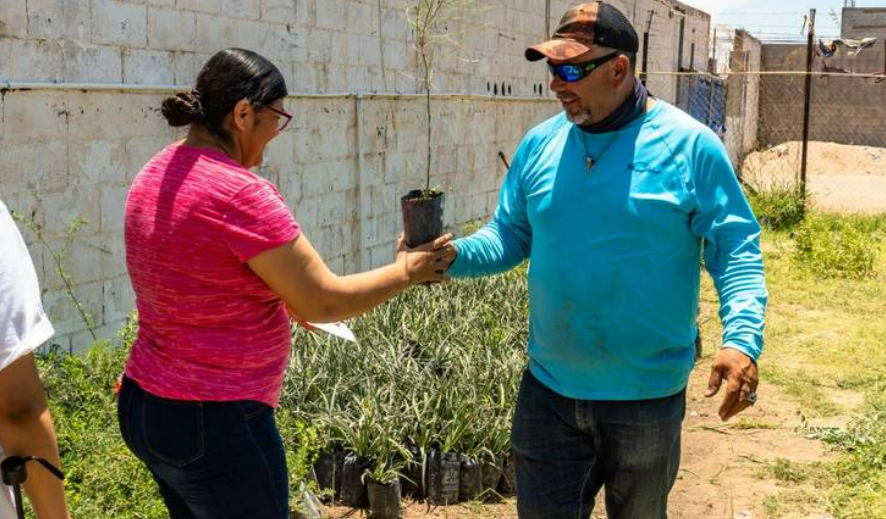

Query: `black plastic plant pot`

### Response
(340, 453, 372, 508)
(314, 450, 345, 500)
(402, 446, 425, 497)
(458, 456, 483, 502)
(497, 451, 517, 496)
(426, 450, 460, 506)
(367, 479, 402, 519)
(401, 190, 445, 248)
(480, 455, 503, 494)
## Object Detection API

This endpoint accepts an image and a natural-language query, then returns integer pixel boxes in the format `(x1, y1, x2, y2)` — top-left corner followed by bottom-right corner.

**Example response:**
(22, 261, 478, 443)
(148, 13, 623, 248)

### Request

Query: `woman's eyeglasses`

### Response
(266, 105, 293, 132)
(547, 52, 621, 83)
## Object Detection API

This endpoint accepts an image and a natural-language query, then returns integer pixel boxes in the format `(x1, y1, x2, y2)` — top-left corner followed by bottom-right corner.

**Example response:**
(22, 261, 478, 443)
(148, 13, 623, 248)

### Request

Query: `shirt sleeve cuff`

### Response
(722, 340, 761, 362)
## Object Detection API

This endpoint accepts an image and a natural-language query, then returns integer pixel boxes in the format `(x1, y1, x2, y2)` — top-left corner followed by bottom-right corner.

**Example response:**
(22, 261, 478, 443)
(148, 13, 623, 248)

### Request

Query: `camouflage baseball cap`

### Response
(526, 1, 639, 62)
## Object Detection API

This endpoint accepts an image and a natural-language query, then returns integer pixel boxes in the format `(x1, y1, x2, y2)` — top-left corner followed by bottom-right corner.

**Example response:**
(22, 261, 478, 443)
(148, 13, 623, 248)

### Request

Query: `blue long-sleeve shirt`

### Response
(449, 100, 767, 400)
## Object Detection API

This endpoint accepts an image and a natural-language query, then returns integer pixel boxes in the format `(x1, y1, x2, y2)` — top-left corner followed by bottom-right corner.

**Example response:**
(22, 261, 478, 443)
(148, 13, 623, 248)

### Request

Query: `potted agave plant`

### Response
(401, 0, 484, 246)
(366, 457, 406, 519)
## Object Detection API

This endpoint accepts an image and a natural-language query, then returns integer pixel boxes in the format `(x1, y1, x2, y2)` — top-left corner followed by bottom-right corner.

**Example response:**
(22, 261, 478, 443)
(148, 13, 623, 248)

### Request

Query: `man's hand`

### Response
(705, 348, 759, 421)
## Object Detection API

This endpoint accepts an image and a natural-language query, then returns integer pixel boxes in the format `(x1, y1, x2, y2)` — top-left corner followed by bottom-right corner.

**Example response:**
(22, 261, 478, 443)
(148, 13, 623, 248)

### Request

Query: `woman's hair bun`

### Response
(161, 91, 205, 127)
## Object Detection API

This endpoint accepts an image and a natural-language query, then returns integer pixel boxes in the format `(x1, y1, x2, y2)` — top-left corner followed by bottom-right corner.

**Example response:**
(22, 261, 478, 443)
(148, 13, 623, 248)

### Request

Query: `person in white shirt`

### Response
(0, 200, 71, 519)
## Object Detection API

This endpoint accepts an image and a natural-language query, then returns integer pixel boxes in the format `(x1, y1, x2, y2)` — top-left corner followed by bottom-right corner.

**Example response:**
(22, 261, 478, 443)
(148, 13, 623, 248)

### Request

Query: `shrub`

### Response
(793, 214, 882, 279)
(743, 180, 807, 231)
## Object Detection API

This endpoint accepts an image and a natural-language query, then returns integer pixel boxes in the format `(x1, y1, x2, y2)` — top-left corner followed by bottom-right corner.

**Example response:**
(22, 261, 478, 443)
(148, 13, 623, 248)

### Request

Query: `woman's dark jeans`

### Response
(511, 370, 685, 519)
(117, 377, 288, 519)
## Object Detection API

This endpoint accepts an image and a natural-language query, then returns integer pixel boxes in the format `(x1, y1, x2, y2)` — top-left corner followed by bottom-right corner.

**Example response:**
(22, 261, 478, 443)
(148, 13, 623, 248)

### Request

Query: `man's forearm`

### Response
(449, 220, 530, 278)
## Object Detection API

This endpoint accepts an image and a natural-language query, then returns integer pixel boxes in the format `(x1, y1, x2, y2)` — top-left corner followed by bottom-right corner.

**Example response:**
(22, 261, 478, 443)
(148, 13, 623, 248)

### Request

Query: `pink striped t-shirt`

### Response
(124, 142, 300, 407)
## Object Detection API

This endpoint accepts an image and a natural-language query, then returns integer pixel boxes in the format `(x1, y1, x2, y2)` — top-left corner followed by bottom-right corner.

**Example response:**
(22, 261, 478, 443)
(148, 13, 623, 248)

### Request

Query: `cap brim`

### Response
(525, 39, 593, 62)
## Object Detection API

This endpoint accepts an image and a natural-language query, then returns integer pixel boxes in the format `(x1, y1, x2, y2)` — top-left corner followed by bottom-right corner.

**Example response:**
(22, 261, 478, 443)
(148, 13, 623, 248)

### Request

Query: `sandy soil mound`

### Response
(742, 141, 886, 214)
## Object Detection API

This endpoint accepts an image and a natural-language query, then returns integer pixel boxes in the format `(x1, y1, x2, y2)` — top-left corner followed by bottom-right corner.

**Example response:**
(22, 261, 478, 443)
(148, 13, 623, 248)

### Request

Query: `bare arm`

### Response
(248, 233, 455, 323)
(0, 354, 70, 519)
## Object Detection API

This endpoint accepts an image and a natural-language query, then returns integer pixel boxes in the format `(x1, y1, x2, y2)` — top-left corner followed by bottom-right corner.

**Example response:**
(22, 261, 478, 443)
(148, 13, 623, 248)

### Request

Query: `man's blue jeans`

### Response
(511, 370, 685, 519)
(117, 377, 289, 519)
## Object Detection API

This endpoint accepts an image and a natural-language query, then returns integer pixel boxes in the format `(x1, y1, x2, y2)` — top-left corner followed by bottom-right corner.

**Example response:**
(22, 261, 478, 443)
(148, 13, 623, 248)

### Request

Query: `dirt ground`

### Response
(742, 141, 886, 214)
(325, 362, 846, 519)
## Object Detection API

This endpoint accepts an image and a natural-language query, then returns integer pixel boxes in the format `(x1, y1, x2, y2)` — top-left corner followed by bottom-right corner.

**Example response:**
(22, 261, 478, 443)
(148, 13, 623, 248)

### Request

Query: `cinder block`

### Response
(295, 0, 316, 26)
(381, 7, 409, 41)
(261, 0, 294, 23)
(41, 280, 103, 336)
(276, 169, 303, 210)
(27, 0, 91, 40)
(92, 0, 147, 47)
(173, 52, 212, 85)
(176, 0, 222, 15)
(39, 187, 101, 242)
(1, 92, 68, 142)
(100, 184, 129, 234)
(317, 191, 347, 227)
(195, 13, 237, 54)
(0, 38, 64, 82)
(236, 19, 290, 64)
(102, 276, 135, 326)
(316, 0, 344, 30)
(294, 194, 320, 231)
(68, 139, 128, 186)
(65, 92, 167, 141)
(345, 1, 373, 36)
(291, 58, 318, 91)
(222, 0, 260, 20)
(0, 0, 27, 38)
(0, 139, 69, 194)
(148, 6, 197, 51)
(62, 42, 123, 83)
(123, 48, 175, 84)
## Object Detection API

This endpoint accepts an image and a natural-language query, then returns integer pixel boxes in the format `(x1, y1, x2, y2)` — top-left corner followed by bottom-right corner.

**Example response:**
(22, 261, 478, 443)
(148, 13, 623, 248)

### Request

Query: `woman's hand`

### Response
(396, 233, 457, 286)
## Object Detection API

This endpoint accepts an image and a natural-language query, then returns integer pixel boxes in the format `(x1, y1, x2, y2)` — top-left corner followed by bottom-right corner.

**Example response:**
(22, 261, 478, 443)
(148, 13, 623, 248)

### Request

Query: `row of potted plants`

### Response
(281, 261, 529, 517)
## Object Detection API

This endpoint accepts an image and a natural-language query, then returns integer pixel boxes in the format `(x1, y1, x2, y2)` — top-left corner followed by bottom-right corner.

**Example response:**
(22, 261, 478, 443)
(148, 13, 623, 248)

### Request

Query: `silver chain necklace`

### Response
(578, 127, 621, 173)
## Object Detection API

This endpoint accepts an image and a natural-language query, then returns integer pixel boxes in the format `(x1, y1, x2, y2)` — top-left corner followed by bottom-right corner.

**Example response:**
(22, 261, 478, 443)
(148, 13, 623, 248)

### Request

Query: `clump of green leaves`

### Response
(743, 180, 807, 231)
(793, 214, 884, 279)
(818, 380, 886, 518)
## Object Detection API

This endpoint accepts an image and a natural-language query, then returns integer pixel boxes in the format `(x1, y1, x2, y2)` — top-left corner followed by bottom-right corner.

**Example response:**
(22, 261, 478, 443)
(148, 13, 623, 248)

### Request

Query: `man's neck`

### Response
(590, 78, 636, 125)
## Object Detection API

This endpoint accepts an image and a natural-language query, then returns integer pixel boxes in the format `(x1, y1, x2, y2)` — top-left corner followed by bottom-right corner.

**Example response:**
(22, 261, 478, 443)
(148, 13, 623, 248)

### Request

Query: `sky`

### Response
(679, 0, 886, 41)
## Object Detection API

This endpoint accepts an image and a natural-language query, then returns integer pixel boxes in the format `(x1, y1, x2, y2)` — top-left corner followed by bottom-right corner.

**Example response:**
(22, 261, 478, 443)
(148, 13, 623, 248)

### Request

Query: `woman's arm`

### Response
(0, 354, 70, 519)
(248, 233, 455, 323)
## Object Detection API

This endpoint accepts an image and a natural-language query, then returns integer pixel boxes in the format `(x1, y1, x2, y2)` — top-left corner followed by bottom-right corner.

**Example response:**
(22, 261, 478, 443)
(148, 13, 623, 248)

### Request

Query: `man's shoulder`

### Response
(523, 112, 570, 148)
(649, 101, 712, 136)
(646, 101, 728, 159)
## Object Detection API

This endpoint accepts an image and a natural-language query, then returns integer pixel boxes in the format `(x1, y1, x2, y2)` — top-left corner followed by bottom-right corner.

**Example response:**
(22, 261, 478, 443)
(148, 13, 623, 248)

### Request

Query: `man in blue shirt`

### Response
(445, 2, 767, 518)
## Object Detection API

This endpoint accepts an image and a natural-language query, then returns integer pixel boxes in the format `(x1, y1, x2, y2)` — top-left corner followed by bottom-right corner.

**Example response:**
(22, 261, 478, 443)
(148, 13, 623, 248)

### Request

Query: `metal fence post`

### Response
(641, 9, 654, 86)
(800, 9, 816, 214)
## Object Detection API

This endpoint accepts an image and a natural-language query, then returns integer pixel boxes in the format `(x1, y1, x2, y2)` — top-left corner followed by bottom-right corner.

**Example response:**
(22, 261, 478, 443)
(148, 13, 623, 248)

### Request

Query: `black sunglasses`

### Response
(547, 52, 622, 82)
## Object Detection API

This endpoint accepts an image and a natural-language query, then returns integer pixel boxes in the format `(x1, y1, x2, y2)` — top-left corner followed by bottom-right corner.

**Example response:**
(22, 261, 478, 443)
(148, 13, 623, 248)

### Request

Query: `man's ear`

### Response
(230, 99, 253, 131)
(612, 55, 631, 85)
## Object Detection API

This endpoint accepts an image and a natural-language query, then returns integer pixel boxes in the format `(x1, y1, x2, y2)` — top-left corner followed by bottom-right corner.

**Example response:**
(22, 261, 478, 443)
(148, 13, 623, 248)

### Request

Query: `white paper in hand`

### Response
(304, 321, 357, 342)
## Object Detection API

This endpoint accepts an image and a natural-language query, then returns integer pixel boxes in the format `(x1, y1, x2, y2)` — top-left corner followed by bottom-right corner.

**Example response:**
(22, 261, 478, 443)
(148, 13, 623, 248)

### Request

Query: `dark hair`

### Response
(161, 48, 288, 138)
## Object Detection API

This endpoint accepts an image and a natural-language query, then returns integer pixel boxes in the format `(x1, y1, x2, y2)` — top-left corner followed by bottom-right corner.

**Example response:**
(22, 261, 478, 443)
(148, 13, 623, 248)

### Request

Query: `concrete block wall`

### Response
(0, 90, 555, 352)
(0, 0, 710, 351)
(757, 43, 886, 149)
(724, 29, 761, 167)
(842, 7, 886, 39)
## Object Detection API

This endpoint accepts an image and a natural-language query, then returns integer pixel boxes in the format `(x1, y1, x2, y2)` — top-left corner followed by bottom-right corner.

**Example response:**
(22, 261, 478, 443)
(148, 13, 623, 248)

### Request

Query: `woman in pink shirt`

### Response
(118, 48, 453, 519)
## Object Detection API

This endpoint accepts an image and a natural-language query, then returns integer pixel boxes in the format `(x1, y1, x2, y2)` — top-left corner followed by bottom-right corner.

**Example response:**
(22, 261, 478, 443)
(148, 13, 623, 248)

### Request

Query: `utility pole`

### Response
(800, 8, 816, 214)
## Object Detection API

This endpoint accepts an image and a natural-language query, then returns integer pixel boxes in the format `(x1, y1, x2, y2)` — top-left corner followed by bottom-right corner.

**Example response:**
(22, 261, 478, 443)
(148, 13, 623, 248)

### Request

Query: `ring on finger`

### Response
(745, 390, 758, 405)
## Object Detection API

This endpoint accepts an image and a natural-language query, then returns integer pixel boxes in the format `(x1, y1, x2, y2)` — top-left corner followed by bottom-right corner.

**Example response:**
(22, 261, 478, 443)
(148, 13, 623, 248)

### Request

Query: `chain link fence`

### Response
(654, 64, 886, 215)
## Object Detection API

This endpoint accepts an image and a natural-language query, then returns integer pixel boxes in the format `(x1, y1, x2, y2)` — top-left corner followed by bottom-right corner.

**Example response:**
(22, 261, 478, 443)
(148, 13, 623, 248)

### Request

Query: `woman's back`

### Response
(124, 142, 299, 406)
